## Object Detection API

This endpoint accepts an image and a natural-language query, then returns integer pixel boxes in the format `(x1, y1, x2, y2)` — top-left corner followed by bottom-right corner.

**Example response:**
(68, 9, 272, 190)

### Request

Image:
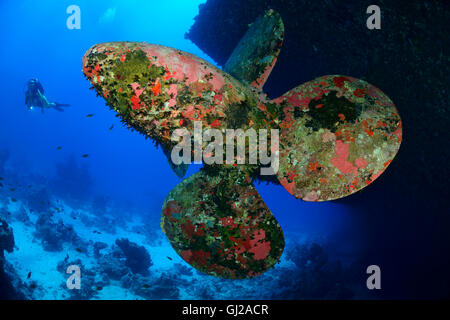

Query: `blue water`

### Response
(0, 0, 364, 300)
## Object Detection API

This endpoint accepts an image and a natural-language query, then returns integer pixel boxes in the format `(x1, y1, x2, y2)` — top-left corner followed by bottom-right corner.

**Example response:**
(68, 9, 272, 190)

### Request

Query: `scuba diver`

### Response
(25, 78, 70, 112)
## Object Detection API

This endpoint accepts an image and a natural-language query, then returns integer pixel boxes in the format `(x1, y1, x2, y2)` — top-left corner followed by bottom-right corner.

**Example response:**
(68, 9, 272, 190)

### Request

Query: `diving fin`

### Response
(52, 103, 70, 112)
(161, 166, 285, 279)
(223, 9, 284, 89)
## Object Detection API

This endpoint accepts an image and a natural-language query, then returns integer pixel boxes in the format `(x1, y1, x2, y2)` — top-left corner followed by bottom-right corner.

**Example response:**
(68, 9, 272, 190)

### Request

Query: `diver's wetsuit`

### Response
(25, 79, 69, 112)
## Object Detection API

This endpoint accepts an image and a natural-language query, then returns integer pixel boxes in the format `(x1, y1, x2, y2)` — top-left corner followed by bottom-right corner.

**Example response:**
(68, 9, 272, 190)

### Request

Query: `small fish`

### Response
(109, 124, 114, 131)
(56, 146, 62, 150)
(0, 183, 3, 187)
(27, 272, 32, 279)
(10, 188, 15, 192)
(86, 114, 94, 118)
(29, 283, 37, 289)
(75, 248, 83, 253)
(10, 198, 17, 202)
(0, 177, 3, 180)
(96, 286, 103, 291)
(167, 256, 173, 261)
(81, 154, 89, 158)
(142, 284, 151, 289)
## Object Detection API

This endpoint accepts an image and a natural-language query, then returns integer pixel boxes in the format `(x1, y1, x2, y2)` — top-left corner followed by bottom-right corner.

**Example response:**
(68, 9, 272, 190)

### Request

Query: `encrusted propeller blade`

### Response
(274, 75, 402, 201)
(224, 9, 284, 89)
(161, 167, 285, 279)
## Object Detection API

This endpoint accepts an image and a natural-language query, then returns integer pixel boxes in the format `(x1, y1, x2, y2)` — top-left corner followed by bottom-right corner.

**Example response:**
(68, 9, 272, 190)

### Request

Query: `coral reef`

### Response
(273, 243, 353, 299)
(93, 241, 108, 258)
(34, 212, 83, 251)
(0, 261, 28, 300)
(0, 218, 26, 299)
(92, 243, 182, 299)
(0, 147, 365, 300)
(96, 241, 152, 281)
(97, 246, 130, 281)
(115, 238, 152, 275)
(173, 262, 193, 277)
(0, 218, 14, 264)
(137, 272, 180, 299)
(193, 283, 216, 300)
(121, 272, 181, 299)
